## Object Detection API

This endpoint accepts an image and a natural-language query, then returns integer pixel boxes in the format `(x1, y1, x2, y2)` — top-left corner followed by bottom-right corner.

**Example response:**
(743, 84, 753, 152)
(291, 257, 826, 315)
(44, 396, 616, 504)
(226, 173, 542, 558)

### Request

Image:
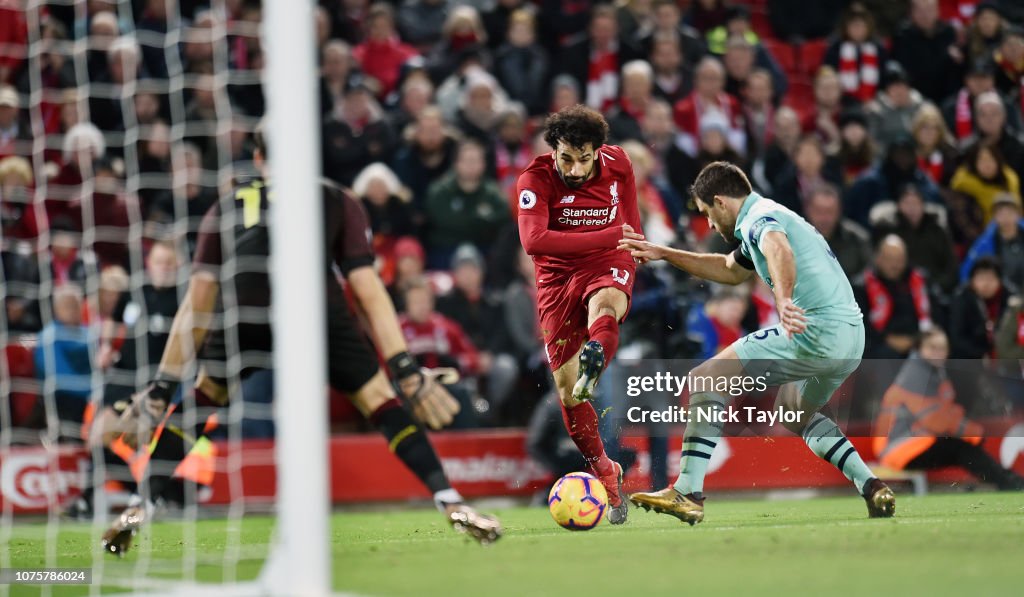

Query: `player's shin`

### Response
(369, 397, 454, 500)
(559, 400, 614, 476)
(673, 393, 727, 496)
(801, 412, 875, 493)
(588, 314, 620, 362)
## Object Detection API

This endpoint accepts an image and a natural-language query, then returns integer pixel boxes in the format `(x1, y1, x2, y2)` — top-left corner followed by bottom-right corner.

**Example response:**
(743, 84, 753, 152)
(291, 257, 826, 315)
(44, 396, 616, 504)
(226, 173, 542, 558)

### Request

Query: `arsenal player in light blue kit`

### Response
(516, 105, 644, 525)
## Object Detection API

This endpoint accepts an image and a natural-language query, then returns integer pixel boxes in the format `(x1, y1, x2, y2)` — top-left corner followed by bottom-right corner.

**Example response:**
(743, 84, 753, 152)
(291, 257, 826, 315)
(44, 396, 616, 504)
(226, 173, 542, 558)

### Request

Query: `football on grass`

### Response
(547, 472, 608, 530)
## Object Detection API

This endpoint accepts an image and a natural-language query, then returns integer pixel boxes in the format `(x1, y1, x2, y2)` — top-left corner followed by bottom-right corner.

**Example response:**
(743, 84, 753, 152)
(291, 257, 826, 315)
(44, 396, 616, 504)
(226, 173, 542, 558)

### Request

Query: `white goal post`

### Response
(260, 0, 331, 595)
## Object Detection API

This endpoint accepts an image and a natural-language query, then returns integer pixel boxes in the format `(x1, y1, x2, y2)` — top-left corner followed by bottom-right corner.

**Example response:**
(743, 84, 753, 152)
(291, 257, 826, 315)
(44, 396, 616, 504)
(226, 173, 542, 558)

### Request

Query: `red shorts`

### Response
(536, 257, 636, 371)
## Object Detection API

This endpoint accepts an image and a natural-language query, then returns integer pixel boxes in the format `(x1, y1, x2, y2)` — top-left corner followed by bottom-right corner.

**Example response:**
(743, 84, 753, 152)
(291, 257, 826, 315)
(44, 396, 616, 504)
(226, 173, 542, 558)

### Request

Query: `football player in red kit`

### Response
(517, 105, 643, 524)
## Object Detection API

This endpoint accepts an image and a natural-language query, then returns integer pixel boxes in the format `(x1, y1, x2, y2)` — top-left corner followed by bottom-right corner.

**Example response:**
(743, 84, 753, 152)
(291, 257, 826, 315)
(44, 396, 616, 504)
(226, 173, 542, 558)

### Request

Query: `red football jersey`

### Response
(516, 144, 643, 277)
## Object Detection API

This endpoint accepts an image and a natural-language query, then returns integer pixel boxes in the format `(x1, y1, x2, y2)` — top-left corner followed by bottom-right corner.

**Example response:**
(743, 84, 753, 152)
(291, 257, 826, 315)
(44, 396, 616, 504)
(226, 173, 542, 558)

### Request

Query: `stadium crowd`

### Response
(2, 0, 1024, 446)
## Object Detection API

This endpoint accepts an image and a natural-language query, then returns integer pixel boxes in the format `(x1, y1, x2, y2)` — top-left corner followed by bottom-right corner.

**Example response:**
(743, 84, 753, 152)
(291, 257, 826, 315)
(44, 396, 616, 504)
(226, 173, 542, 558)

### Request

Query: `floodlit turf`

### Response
(5, 492, 1024, 596)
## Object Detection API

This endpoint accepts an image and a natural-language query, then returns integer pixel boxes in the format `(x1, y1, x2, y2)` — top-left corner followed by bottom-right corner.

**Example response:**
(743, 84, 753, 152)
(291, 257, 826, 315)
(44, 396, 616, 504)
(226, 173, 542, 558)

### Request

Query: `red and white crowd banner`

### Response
(3, 424, 1024, 514)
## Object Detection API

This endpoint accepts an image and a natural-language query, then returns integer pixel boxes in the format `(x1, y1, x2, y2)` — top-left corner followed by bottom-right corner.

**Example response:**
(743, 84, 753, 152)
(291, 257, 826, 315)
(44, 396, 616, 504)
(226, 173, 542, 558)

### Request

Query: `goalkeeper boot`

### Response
(862, 478, 896, 518)
(101, 503, 149, 557)
(441, 502, 504, 545)
(629, 487, 705, 526)
(572, 341, 606, 402)
(598, 460, 628, 525)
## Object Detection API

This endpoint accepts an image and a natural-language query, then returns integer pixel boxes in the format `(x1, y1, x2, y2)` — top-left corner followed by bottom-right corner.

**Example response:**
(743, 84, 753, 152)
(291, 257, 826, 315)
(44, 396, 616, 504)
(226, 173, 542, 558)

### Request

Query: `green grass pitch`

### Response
(5, 492, 1024, 596)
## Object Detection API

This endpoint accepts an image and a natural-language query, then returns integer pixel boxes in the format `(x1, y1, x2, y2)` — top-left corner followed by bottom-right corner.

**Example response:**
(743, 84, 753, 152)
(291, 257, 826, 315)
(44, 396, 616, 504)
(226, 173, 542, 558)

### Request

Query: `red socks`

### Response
(561, 400, 614, 476)
(588, 314, 620, 363)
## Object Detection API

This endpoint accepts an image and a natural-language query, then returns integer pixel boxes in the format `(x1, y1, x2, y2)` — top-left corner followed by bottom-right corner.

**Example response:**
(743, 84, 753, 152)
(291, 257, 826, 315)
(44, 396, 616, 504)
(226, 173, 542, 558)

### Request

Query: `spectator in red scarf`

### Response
(912, 103, 960, 187)
(823, 3, 888, 104)
(608, 60, 655, 143)
(949, 256, 1014, 359)
(352, 3, 420, 100)
(558, 5, 642, 113)
(673, 56, 745, 157)
(854, 234, 935, 358)
(939, 59, 1020, 144)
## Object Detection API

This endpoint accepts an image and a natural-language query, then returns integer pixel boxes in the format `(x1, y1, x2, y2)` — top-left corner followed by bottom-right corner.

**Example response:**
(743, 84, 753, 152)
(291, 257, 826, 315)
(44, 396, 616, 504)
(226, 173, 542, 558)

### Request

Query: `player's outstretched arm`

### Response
(760, 230, 807, 336)
(618, 225, 754, 285)
(347, 266, 414, 361)
(156, 271, 220, 380)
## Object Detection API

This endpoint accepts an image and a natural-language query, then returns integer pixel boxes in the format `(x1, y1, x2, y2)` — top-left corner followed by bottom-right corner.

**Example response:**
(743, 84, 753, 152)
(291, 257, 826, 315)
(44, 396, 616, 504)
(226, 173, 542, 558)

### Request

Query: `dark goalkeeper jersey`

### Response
(191, 177, 375, 352)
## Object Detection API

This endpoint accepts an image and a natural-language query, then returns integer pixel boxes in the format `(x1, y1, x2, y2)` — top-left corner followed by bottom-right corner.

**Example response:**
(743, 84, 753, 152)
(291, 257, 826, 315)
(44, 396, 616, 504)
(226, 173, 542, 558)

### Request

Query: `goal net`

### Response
(1, 0, 328, 594)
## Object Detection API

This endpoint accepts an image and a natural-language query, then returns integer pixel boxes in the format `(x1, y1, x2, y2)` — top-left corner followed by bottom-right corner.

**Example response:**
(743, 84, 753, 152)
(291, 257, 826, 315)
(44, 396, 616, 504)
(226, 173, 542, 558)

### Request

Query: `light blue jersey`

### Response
(733, 192, 862, 325)
(730, 193, 865, 409)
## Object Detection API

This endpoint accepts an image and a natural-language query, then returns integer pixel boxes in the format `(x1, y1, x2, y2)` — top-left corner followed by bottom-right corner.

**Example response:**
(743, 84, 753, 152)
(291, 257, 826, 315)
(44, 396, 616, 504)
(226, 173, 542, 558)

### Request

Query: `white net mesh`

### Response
(1, 1, 278, 594)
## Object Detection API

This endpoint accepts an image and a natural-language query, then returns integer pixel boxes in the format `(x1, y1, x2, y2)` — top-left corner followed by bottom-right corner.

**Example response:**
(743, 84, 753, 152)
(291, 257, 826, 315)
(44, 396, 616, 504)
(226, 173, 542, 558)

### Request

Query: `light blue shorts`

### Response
(732, 318, 865, 411)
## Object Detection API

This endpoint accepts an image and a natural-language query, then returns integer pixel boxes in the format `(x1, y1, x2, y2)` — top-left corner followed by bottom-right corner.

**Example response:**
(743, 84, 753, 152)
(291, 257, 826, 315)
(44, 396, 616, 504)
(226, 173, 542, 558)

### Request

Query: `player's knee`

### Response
(780, 414, 807, 435)
(778, 392, 809, 434)
(555, 385, 581, 409)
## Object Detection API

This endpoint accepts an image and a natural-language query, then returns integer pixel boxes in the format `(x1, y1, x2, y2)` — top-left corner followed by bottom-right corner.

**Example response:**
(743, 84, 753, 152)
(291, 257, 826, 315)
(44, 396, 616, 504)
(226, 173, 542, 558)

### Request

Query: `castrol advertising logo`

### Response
(1, 450, 87, 510)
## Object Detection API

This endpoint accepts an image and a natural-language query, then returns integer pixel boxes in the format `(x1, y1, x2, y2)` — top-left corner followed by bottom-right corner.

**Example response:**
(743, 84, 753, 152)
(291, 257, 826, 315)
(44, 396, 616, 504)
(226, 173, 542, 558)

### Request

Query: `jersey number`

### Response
(753, 328, 781, 340)
(236, 181, 272, 229)
(611, 268, 630, 285)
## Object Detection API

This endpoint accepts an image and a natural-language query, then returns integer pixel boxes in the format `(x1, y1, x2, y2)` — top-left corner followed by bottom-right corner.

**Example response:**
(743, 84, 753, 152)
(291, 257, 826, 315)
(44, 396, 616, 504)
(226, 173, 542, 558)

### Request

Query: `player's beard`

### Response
(559, 163, 595, 189)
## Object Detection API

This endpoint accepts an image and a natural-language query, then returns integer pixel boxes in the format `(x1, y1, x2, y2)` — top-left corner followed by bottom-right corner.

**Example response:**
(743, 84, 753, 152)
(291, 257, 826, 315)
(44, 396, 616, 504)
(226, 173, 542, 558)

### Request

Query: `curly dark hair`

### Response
(689, 161, 752, 206)
(543, 105, 609, 152)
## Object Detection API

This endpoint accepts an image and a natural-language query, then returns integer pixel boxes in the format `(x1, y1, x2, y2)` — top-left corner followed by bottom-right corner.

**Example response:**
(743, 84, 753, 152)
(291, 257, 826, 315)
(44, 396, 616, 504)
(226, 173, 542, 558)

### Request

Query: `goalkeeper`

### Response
(99, 125, 502, 555)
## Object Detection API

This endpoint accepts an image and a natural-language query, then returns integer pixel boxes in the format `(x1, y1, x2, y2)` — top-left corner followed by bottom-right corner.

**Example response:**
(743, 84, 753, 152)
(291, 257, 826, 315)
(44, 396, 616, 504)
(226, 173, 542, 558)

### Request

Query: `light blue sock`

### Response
(802, 413, 875, 494)
(673, 393, 726, 496)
